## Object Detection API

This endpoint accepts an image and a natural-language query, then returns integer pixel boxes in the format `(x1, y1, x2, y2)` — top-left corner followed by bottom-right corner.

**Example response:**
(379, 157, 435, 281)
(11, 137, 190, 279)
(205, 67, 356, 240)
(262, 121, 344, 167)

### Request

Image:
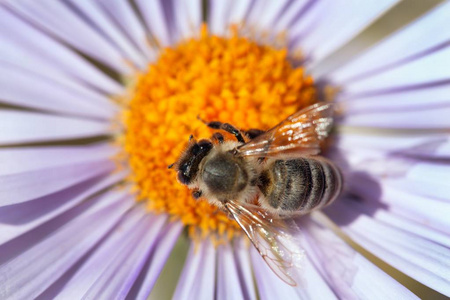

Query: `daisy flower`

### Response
(1, 0, 449, 299)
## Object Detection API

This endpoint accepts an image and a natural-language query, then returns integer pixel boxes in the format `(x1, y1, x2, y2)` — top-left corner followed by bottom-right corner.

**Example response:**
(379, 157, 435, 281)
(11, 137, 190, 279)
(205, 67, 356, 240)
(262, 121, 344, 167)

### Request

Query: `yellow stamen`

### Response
(122, 25, 317, 240)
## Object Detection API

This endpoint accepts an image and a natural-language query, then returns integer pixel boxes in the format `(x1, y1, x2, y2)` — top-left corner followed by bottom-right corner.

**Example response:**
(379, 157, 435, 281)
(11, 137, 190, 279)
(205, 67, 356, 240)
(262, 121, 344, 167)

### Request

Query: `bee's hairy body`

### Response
(190, 141, 341, 215)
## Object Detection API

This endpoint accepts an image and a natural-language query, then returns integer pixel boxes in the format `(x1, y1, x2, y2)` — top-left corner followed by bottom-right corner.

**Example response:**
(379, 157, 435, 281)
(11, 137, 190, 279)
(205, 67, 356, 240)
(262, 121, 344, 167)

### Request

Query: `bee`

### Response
(169, 103, 342, 286)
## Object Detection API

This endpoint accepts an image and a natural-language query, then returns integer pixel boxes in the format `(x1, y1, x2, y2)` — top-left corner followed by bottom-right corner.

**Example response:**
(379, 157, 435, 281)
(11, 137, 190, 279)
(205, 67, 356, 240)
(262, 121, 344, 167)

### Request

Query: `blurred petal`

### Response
(173, 239, 216, 300)
(172, 0, 202, 41)
(302, 215, 419, 299)
(0, 111, 113, 145)
(66, 0, 148, 70)
(0, 190, 134, 299)
(250, 245, 337, 299)
(338, 106, 450, 128)
(128, 221, 183, 299)
(216, 243, 245, 300)
(80, 214, 167, 299)
(0, 63, 118, 119)
(134, 0, 172, 46)
(328, 1, 450, 84)
(0, 170, 127, 245)
(233, 238, 258, 300)
(0, 157, 115, 206)
(97, 0, 155, 60)
(326, 198, 450, 296)
(289, 0, 400, 64)
(4, 0, 132, 73)
(0, 6, 124, 95)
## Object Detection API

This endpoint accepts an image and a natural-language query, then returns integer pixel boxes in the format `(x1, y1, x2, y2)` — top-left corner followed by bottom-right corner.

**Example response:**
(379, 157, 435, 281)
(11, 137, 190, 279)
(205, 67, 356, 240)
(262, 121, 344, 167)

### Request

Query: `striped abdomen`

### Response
(257, 158, 342, 213)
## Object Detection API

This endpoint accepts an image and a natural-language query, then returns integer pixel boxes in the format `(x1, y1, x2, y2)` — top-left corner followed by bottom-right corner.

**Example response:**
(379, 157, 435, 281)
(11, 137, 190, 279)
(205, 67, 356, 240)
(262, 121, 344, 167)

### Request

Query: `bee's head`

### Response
(169, 135, 213, 185)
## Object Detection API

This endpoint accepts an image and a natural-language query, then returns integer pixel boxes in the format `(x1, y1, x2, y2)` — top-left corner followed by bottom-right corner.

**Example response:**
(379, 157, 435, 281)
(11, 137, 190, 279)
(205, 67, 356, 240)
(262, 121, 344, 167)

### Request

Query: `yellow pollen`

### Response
(122, 25, 317, 240)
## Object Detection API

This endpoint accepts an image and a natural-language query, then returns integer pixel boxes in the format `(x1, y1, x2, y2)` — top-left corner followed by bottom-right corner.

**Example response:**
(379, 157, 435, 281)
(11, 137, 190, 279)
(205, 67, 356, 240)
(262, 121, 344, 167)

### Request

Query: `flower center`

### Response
(122, 25, 317, 240)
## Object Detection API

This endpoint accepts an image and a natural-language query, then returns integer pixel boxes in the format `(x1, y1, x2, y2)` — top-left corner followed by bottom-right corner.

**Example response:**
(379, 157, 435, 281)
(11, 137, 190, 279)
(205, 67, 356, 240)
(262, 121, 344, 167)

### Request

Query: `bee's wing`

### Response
(224, 200, 306, 286)
(237, 102, 334, 157)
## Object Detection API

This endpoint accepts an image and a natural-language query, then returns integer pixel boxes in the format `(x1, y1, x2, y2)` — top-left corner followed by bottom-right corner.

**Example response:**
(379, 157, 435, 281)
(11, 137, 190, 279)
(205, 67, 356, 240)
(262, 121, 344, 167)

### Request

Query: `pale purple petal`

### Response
(172, 0, 202, 41)
(0, 158, 115, 206)
(228, 0, 254, 25)
(128, 221, 183, 299)
(208, 0, 233, 36)
(326, 199, 450, 296)
(336, 86, 450, 116)
(0, 144, 117, 175)
(66, 0, 148, 70)
(327, 1, 450, 84)
(81, 214, 167, 299)
(173, 239, 216, 300)
(53, 205, 147, 299)
(135, 0, 172, 46)
(0, 170, 127, 245)
(272, 0, 312, 34)
(345, 173, 450, 234)
(244, 0, 291, 32)
(335, 47, 450, 97)
(0, 111, 114, 145)
(97, 0, 155, 60)
(233, 238, 258, 299)
(294, 0, 400, 65)
(0, 190, 134, 300)
(338, 106, 450, 128)
(250, 245, 337, 299)
(4, 0, 132, 73)
(301, 216, 419, 299)
(336, 133, 450, 158)
(0, 6, 124, 95)
(0, 63, 118, 119)
(216, 243, 245, 299)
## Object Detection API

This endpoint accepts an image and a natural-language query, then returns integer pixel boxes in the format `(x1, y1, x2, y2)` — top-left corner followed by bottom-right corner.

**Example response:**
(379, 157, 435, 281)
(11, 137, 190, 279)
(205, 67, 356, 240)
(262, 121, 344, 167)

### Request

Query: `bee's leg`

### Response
(244, 128, 265, 140)
(198, 117, 246, 143)
(212, 132, 225, 144)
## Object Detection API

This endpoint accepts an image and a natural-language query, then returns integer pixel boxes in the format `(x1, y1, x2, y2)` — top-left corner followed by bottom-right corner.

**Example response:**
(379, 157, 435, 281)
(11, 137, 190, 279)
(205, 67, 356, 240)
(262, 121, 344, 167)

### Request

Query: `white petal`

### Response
(326, 199, 450, 296)
(172, 0, 202, 40)
(0, 144, 117, 175)
(5, 0, 131, 73)
(298, 0, 400, 65)
(216, 243, 245, 300)
(0, 6, 124, 95)
(81, 214, 167, 299)
(135, 0, 172, 46)
(303, 216, 419, 299)
(228, 0, 254, 25)
(0, 111, 113, 145)
(336, 133, 450, 158)
(272, 0, 313, 34)
(130, 221, 183, 300)
(233, 238, 258, 300)
(173, 239, 216, 300)
(0, 158, 115, 206)
(328, 1, 450, 84)
(208, 0, 233, 36)
(336, 85, 450, 115)
(0, 62, 118, 120)
(338, 106, 450, 128)
(0, 170, 127, 245)
(250, 245, 337, 299)
(97, 0, 155, 60)
(66, 0, 148, 69)
(336, 47, 450, 96)
(0, 190, 134, 300)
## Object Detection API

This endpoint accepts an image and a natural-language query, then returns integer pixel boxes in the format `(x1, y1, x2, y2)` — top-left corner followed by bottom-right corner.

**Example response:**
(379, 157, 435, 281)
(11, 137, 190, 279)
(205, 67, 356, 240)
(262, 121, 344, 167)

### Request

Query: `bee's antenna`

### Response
(168, 163, 175, 169)
(189, 134, 194, 141)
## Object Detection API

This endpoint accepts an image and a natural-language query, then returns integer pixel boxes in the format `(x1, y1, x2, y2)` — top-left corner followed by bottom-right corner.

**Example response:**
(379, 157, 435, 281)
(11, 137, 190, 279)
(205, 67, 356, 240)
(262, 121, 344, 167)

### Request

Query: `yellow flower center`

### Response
(122, 25, 317, 240)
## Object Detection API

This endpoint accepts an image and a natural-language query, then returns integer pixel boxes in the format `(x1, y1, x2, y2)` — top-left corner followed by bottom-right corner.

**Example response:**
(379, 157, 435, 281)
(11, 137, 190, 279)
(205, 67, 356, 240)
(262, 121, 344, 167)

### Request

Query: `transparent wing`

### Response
(225, 200, 306, 286)
(237, 102, 334, 157)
